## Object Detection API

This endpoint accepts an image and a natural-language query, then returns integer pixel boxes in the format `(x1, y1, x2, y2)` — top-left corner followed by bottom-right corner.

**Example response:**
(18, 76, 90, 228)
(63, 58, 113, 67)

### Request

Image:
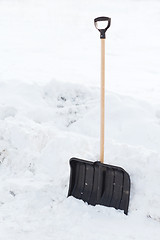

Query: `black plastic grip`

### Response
(94, 16, 111, 39)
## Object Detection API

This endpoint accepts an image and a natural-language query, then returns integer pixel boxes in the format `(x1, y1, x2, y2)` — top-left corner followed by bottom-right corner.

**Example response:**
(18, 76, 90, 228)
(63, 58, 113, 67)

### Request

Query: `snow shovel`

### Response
(68, 17, 130, 215)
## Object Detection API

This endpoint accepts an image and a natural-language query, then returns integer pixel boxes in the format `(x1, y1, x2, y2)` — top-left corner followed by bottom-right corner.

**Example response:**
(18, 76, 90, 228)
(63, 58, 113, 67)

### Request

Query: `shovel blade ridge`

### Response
(68, 158, 130, 215)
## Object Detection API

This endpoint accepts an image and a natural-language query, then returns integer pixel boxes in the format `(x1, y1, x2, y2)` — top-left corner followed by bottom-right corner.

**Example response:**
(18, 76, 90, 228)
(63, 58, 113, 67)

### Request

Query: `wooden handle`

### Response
(100, 39, 105, 163)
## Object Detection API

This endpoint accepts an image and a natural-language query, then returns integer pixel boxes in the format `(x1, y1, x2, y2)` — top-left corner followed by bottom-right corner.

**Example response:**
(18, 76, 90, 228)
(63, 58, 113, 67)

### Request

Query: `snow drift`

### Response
(0, 79, 160, 240)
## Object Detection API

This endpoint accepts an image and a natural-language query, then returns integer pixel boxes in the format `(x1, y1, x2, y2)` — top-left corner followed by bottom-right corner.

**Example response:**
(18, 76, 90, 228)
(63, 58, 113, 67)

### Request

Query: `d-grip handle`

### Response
(94, 17, 111, 39)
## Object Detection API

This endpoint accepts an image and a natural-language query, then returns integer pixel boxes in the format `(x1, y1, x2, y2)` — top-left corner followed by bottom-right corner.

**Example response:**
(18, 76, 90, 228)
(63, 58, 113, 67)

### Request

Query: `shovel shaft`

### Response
(100, 39, 105, 163)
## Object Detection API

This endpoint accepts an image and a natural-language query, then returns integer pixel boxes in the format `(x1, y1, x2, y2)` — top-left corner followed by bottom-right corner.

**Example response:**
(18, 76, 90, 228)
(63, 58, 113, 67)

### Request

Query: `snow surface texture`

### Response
(0, 0, 160, 239)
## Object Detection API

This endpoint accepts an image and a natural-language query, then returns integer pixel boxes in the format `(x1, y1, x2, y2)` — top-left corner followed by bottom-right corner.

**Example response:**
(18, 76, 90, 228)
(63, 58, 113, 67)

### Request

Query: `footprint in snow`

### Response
(56, 93, 89, 127)
(42, 80, 98, 128)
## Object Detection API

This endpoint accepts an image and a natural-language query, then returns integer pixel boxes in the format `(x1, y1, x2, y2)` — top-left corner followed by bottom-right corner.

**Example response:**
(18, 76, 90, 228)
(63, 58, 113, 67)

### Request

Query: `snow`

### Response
(0, 0, 160, 239)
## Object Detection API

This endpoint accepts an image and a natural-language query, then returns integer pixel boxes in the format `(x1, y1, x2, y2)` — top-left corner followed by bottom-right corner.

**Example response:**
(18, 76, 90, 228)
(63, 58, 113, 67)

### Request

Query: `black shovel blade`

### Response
(68, 157, 130, 215)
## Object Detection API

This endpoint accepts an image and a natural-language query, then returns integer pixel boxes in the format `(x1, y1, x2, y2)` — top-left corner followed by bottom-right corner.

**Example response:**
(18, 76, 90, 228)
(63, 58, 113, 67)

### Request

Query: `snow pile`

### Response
(0, 79, 160, 239)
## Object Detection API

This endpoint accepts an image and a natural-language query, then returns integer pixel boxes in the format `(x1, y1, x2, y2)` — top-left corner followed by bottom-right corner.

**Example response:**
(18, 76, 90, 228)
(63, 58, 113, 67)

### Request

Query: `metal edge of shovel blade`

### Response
(68, 157, 131, 215)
